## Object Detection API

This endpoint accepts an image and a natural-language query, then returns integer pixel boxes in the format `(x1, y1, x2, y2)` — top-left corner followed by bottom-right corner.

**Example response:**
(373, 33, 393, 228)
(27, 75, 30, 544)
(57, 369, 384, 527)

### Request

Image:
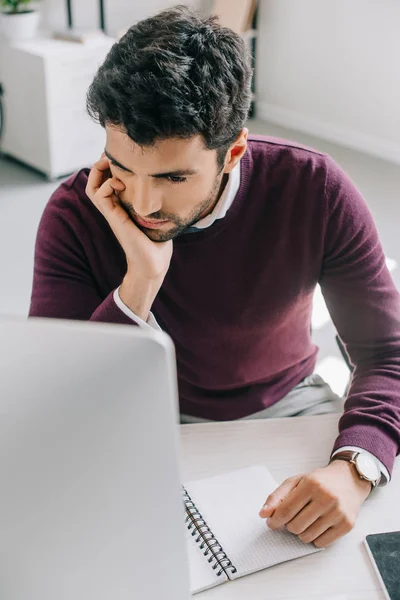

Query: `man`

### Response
(30, 6, 400, 548)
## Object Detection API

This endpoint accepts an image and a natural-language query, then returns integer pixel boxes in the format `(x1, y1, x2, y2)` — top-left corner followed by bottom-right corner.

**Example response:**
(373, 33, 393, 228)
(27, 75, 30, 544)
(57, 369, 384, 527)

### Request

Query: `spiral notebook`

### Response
(183, 465, 320, 595)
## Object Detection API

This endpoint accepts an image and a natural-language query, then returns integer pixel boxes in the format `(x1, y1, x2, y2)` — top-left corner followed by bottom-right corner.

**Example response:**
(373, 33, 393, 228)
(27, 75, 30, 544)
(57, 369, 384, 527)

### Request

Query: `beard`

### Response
(119, 172, 226, 242)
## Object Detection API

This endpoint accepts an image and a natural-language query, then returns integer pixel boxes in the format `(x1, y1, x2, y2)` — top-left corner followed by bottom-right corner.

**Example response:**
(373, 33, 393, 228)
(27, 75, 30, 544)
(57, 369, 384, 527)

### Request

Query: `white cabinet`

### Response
(0, 37, 114, 179)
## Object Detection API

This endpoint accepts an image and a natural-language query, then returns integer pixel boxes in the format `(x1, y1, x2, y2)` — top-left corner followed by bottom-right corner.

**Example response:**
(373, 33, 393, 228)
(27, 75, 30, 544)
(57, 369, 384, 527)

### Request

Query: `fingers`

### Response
(313, 522, 351, 548)
(298, 504, 353, 547)
(297, 514, 337, 545)
(92, 178, 122, 215)
(265, 478, 312, 530)
(259, 475, 303, 519)
(84, 156, 141, 252)
(285, 500, 322, 535)
(259, 465, 365, 549)
(301, 505, 356, 547)
(86, 155, 125, 201)
(283, 501, 346, 547)
(86, 156, 126, 218)
(86, 156, 112, 196)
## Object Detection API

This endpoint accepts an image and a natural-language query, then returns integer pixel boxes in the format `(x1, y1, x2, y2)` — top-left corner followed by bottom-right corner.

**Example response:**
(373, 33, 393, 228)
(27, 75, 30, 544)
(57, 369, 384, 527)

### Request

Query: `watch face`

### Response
(355, 453, 381, 482)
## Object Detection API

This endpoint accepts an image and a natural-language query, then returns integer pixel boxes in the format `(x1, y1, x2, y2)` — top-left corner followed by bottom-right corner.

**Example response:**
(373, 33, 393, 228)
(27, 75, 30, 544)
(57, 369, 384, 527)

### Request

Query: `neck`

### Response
(218, 173, 230, 199)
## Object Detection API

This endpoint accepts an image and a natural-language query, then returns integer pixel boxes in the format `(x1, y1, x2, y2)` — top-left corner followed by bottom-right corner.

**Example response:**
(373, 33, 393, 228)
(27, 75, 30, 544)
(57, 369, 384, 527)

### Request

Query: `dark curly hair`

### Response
(86, 5, 253, 169)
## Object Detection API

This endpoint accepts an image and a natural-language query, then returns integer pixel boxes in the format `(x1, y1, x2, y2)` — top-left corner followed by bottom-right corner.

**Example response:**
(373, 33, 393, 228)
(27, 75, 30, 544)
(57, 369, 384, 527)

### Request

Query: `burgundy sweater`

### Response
(30, 136, 400, 474)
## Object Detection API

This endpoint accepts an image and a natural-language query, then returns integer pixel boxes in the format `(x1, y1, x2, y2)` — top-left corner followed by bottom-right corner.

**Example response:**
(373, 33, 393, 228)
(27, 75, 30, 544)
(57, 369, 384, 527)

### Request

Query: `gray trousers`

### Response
(180, 373, 344, 424)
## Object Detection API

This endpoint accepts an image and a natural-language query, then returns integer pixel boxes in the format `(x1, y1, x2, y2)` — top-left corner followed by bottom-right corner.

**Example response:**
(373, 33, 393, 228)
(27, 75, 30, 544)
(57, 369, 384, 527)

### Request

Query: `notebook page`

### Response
(185, 525, 228, 594)
(185, 466, 320, 580)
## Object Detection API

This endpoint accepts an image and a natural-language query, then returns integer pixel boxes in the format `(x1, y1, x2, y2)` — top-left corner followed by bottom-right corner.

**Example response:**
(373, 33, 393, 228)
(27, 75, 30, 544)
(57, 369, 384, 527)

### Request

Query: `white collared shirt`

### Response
(191, 162, 241, 229)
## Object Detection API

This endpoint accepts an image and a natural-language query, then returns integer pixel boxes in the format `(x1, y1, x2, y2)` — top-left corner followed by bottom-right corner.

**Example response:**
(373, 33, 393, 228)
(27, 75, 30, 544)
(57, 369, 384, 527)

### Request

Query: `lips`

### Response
(135, 216, 170, 229)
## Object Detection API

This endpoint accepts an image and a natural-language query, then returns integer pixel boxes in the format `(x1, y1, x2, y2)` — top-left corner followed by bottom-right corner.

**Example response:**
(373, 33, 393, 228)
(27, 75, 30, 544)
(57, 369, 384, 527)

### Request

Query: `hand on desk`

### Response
(259, 460, 371, 548)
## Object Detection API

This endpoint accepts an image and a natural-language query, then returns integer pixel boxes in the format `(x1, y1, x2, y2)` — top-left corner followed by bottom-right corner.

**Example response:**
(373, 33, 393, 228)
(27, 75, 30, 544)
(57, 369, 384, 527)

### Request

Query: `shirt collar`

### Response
(192, 161, 241, 230)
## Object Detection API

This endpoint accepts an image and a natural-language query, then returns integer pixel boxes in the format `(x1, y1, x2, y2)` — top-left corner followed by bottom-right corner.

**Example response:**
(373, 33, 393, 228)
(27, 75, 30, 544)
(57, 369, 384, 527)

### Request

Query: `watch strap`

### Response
(330, 450, 358, 463)
(330, 451, 381, 486)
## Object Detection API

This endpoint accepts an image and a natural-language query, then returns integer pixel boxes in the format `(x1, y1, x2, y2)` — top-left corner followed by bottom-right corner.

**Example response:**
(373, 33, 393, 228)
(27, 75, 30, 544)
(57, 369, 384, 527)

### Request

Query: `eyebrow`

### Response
(104, 149, 132, 172)
(104, 149, 198, 178)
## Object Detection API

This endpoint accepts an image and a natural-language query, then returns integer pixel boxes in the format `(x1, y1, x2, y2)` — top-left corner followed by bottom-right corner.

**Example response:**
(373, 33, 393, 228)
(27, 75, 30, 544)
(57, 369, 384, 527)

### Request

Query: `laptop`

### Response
(0, 318, 190, 600)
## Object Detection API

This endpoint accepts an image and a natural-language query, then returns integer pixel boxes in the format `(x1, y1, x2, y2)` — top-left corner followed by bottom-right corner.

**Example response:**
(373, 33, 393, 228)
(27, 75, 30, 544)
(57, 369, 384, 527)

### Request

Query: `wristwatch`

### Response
(329, 451, 382, 487)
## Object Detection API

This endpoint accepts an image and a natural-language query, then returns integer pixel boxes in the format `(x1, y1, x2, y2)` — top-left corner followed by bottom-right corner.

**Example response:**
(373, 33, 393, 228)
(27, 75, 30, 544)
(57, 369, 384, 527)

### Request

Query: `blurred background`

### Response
(0, 0, 399, 396)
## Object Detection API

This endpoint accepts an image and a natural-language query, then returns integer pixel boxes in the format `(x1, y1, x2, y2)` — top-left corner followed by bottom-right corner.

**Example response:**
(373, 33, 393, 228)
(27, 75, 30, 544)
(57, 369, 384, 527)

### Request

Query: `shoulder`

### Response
(43, 168, 91, 219)
(36, 168, 115, 260)
(246, 134, 352, 196)
(247, 134, 326, 158)
(247, 134, 330, 170)
(39, 168, 107, 233)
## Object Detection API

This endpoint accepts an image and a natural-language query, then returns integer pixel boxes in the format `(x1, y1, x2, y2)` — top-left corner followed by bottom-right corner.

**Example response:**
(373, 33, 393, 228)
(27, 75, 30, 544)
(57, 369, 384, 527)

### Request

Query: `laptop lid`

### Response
(0, 318, 189, 600)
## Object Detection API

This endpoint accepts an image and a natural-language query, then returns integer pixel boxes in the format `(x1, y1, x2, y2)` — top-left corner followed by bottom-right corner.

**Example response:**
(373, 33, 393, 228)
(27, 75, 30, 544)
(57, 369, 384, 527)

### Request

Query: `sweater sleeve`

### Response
(29, 192, 136, 326)
(320, 157, 400, 476)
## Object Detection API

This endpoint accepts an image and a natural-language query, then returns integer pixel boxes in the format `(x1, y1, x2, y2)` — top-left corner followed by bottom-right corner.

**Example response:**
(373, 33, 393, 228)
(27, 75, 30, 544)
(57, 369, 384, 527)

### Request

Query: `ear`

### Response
(223, 128, 249, 174)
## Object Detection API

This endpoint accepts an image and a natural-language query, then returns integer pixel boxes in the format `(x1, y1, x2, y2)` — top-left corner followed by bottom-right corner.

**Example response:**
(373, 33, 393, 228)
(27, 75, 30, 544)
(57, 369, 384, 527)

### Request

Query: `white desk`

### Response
(180, 414, 399, 600)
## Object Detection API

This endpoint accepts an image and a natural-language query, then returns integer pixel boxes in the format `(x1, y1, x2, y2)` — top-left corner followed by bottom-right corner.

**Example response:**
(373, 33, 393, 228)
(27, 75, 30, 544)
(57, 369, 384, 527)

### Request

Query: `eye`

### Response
(167, 175, 187, 184)
(110, 160, 121, 170)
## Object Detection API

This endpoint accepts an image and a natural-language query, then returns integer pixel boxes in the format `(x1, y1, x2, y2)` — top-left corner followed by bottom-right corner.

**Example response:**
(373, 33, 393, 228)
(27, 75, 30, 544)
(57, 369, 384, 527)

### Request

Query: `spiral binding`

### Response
(182, 486, 237, 578)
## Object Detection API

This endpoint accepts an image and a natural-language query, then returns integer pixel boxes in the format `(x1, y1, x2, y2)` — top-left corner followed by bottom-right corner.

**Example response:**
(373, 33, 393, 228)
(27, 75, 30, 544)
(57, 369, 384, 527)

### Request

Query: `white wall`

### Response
(42, 0, 203, 34)
(256, 0, 400, 164)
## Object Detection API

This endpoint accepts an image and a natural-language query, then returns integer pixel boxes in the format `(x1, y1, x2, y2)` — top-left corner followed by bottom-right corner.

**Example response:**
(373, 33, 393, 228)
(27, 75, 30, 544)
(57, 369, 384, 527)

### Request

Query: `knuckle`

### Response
(268, 493, 283, 508)
(287, 475, 299, 485)
(276, 506, 290, 521)
(281, 477, 294, 488)
(330, 496, 340, 510)
(335, 499, 347, 516)
(341, 514, 355, 532)
(85, 186, 96, 203)
(305, 474, 325, 493)
(304, 472, 319, 486)
(306, 475, 339, 504)
(286, 522, 301, 535)
(323, 493, 340, 511)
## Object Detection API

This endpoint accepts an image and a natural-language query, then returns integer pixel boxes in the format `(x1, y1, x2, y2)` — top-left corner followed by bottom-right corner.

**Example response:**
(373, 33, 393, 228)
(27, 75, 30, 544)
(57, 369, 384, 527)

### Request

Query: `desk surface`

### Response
(180, 414, 399, 600)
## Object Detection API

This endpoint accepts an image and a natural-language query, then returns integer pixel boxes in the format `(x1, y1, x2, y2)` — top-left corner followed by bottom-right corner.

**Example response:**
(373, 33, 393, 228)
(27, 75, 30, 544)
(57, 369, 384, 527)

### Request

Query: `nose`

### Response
(133, 179, 162, 218)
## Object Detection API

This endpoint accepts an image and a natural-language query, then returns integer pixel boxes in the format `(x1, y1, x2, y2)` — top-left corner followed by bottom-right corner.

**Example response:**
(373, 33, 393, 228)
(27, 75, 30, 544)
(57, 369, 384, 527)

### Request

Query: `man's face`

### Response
(104, 126, 229, 242)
